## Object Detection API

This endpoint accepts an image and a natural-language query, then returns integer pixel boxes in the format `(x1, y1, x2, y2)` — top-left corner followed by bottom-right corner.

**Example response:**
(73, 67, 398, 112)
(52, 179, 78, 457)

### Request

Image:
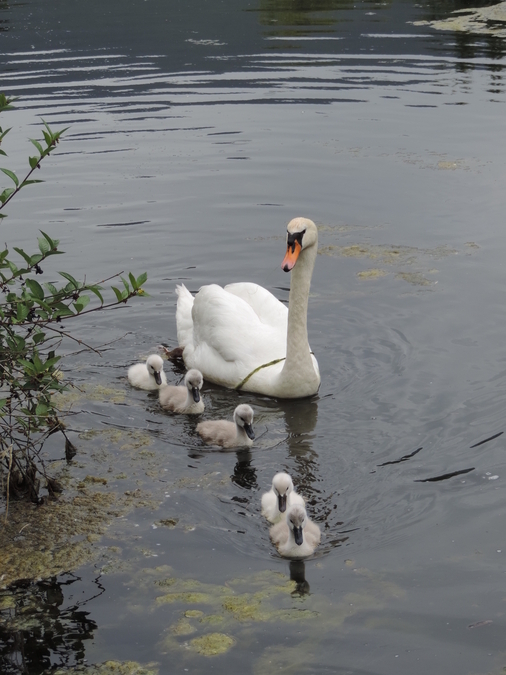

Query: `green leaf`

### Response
(120, 276, 130, 293)
(13, 247, 31, 265)
(136, 272, 148, 287)
(111, 286, 125, 303)
(16, 303, 30, 322)
(87, 285, 104, 304)
(29, 156, 39, 169)
(0, 167, 19, 186)
(29, 253, 43, 266)
(0, 187, 15, 204)
(35, 402, 49, 416)
(44, 356, 61, 371)
(128, 272, 138, 290)
(11, 335, 26, 351)
(18, 359, 36, 375)
(0, 398, 7, 410)
(25, 278, 44, 300)
(40, 230, 58, 250)
(52, 302, 75, 318)
(73, 294, 90, 313)
(30, 138, 44, 154)
(32, 352, 44, 373)
(20, 179, 44, 187)
(32, 332, 45, 345)
(42, 129, 51, 147)
(38, 236, 50, 255)
(0, 126, 12, 140)
(0, 149, 6, 157)
(43, 282, 59, 296)
(58, 271, 79, 289)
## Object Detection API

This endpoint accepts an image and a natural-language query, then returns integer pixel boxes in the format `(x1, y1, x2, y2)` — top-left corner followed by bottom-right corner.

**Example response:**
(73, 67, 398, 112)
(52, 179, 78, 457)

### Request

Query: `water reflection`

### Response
(289, 560, 311, 596)
(0, 1, 9, 33)
(257, 0, 354, 36)
(231, 448, 258, 490)
(0, 574, 99, 674)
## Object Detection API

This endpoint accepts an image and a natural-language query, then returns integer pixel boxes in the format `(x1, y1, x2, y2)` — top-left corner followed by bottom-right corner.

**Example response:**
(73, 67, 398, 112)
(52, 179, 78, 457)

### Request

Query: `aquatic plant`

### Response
(0, 94, 147, 515)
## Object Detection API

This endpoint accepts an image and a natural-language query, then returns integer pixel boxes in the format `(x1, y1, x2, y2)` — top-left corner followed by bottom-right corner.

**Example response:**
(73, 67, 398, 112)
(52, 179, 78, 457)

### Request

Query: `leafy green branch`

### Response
(0, 94, 68, 219)
(0, 93, 148, 513)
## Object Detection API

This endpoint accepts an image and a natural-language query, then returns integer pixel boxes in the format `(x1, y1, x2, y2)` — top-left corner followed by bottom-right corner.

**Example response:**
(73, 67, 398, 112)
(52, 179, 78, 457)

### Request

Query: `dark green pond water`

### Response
(1, 0, 506, 673)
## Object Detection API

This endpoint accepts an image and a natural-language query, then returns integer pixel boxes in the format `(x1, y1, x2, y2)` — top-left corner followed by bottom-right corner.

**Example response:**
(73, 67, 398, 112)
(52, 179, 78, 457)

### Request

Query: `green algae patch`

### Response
(188, 632, 235, 657)
(157, 518, 178, 528)
(171, 617, 196, 636)
(222, 593, 265, 621)
(78, 427, 152, 453)
(174, 470, 229, 491)
(156, 592, 216, 606)
(199, 613, 226, 625)
(185, 609, 204, 618)
(0, 594, 16, 610)
(320, 243, 457, 265)
(357, 268, 388, 280)
(53, 383, 127, 410)
(413, 2, 506, 38)
(51, 661, 159, 675)
(395, 272, 432, 287)
(0, 490, 121, 588)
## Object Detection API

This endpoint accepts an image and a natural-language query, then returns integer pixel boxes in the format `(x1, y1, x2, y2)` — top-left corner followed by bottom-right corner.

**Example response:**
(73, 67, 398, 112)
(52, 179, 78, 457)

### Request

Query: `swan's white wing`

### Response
(176, 284, 195, 350)
(188, 284, 287, 385)
(224, 282, 288, 331)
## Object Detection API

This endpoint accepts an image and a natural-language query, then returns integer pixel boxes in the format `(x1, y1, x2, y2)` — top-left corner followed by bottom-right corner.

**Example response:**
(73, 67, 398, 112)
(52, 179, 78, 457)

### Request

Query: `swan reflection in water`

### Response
(290, 560, 311, 596)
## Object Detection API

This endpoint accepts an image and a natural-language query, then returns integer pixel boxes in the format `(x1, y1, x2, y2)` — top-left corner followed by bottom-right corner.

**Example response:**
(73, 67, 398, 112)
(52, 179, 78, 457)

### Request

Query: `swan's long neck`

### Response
(278, 243, 319, 394)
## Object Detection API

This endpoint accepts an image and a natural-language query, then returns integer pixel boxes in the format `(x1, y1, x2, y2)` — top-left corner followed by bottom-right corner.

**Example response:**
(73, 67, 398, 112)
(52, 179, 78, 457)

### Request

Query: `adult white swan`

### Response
(175, 217, 320, 399)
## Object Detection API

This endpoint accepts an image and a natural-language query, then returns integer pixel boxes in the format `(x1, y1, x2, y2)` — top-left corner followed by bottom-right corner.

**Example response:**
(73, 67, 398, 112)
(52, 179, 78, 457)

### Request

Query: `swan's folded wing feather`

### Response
(224, 282, 288, 330)
(176, 284, 195, 350)
(191, 285, 286, 383)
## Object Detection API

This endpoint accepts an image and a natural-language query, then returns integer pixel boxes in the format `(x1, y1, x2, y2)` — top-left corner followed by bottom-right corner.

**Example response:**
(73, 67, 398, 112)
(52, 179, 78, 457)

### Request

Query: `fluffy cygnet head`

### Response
(146, 354, 165, 386)
(286, 504, 308, 547)
(272, 472, 296, 514)
(233, 404, 255, 440)
(185, 369, 204, 403)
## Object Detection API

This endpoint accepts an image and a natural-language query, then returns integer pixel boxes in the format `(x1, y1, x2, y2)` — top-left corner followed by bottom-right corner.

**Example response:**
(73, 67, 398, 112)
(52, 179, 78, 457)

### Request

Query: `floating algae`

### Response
(188, 632, 235, 656)
(0, 490, 121, 588)
(413, 2, 506, 38)
(319, 242, 462, 287)
(357, 269, 388, 280)
(157, 518, 179, 528)
(53, 382, 127, 410)
(395, 272, 432, 287)
(170, 617, 196, 636)
(78, 427, 152, 453)
(51, 661, 158, 675)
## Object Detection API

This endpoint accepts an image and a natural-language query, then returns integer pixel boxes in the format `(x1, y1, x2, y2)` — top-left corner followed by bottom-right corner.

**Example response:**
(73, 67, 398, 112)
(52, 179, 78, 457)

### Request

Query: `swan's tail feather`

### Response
(175, 284, 195, 353)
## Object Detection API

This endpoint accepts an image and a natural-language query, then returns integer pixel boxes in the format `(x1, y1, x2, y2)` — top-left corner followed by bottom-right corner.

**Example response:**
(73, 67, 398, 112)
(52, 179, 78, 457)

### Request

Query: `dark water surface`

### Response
(1, 0, 506, 673)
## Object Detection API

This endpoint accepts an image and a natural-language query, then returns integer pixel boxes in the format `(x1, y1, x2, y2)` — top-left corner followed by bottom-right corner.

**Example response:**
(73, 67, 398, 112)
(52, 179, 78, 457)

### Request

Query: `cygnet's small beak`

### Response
(154, 371, 162, 386)
(281, 240, 301, 272)
(293, 525, 304, 546)
(278, 493, 287, 513)
(244, 423, 255, 440)
(192, 387, 201, 403)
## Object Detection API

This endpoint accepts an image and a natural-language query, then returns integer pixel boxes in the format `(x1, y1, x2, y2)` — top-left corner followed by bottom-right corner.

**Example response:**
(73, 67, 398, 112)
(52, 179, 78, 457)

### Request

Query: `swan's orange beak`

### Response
(282, 240, 301, 272)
